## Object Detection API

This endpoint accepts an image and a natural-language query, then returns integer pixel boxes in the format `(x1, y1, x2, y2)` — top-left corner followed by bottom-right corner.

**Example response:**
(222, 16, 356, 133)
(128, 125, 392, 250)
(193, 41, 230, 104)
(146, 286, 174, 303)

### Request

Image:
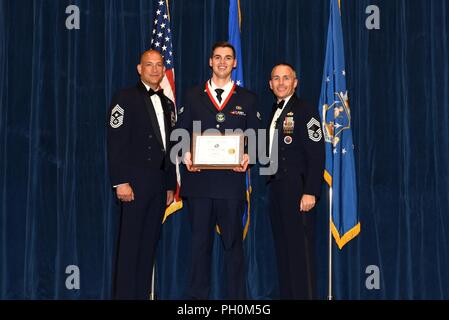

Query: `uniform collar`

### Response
(276, 94, 294, 110)
(141, 80, 161, 92)
(208, 79, 234, 95)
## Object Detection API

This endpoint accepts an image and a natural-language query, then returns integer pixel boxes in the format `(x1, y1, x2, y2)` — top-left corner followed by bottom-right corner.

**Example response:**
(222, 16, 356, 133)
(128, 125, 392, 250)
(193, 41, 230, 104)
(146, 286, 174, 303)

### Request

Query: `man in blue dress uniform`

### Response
(107, 50, 177, 299)
(176, 42, 261, 299)
(267, 63, 325, 299)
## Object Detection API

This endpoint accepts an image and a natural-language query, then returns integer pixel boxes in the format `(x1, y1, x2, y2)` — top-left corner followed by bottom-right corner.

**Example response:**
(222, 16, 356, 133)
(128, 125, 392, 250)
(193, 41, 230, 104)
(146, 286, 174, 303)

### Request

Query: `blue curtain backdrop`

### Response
(1, 0, 449, 299)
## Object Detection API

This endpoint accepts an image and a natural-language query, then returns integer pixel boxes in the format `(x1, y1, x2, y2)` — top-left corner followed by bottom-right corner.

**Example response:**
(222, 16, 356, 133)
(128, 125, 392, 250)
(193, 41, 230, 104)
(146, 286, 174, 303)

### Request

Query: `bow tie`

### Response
(148, 88, 164, 97)
(276, 100, 285, 109)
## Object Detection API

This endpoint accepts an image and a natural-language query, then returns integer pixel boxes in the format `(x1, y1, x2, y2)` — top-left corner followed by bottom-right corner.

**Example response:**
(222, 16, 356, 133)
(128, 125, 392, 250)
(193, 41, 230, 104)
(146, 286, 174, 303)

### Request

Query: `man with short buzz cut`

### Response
(176, 41, 261, 299)
(107, 50, 177, 299)
(267, 63, 325, 299)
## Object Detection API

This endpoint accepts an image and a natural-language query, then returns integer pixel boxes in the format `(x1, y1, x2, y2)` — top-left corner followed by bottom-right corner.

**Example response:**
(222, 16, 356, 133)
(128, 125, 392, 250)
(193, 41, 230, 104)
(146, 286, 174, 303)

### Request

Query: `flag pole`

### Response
(149, 262, 156, 300)
(328, 186, 333, 300)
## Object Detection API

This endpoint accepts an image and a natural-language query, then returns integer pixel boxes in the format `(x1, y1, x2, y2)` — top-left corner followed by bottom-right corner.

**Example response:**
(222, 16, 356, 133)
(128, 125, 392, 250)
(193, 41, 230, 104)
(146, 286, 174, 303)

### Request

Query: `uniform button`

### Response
(161, 148, 165, 152)
(283, 168, 287, 172)
(216, 124, 220, 128)
(149, 135, 153, 139)
(148, 146, 152, 150)
(147, 158, 151, 161)
(281, 147, 285, 151)
(282, 157, 286, 161)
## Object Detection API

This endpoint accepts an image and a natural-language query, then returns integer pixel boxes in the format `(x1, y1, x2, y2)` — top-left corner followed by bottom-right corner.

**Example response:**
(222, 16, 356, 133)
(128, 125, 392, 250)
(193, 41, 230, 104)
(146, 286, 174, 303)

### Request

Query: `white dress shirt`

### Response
(269, 94, 293, 156)
(142, 81, 166, 150)
(208, 79, 234, 108)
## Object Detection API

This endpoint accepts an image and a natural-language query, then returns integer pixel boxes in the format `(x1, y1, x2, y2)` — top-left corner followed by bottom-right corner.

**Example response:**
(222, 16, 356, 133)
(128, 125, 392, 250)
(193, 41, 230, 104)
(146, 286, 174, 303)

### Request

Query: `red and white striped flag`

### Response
(150, 0, 183, 222)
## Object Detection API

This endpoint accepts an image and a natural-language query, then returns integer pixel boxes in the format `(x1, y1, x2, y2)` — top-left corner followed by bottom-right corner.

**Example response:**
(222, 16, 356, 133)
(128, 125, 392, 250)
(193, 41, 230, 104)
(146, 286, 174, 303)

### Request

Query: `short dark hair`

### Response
(271, 62, 297, 78)
(210, 41, 236, 59)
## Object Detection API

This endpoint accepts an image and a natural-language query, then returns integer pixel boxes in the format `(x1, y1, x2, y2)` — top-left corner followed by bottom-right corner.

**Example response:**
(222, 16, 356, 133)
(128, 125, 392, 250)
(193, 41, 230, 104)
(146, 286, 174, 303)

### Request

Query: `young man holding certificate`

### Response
(176, 41, 261, 299)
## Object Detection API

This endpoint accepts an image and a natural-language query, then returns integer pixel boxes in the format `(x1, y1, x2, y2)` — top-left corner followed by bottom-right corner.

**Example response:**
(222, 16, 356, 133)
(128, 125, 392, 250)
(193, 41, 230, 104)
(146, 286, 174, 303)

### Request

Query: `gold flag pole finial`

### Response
(238, 0, 242, 31)
(166, 0, 171, 21)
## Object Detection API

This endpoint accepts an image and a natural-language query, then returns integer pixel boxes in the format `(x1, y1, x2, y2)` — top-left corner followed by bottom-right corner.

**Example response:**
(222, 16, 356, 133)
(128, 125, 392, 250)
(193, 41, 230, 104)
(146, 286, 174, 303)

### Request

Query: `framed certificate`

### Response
(192, 133, 244, 169)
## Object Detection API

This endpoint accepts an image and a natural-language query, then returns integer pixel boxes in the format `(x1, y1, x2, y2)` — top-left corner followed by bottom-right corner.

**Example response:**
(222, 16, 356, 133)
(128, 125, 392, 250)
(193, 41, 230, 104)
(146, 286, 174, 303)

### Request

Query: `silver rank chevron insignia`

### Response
(307, 117, 322, 142)
(110, 104, 124, 128)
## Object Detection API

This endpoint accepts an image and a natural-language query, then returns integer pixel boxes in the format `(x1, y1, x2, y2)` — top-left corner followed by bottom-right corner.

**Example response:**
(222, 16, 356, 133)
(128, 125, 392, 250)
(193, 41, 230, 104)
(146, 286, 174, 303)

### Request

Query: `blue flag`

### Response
(228, 0, 250, 239)
(229, 0, 244, 87)
(319, 0, 360, 249)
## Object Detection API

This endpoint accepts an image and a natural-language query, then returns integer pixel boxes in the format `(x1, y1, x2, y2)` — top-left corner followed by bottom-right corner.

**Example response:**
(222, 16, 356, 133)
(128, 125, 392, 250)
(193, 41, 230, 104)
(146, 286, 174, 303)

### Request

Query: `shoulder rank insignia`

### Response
(178, 106, 184, 115)
(287, 112, 294, 116)
(110, 104, 124, 128)
(307, 117, 322, 142)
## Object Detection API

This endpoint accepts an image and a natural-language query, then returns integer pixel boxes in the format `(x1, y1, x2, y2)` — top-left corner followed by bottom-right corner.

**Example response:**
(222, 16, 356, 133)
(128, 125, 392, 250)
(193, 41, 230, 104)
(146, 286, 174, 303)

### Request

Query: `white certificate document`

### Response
(193, 135, 241, 166)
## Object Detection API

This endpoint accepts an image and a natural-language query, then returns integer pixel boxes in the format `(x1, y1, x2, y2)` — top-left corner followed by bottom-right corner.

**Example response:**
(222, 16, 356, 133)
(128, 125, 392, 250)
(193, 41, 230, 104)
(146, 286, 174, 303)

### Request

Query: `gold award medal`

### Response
(216, 112, 226, 123)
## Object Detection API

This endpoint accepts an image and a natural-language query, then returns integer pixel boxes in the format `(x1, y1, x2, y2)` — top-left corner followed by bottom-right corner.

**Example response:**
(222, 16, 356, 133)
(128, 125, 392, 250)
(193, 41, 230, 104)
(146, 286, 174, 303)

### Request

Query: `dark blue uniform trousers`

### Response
(268, 177, 316, 300)
(187, 198, 246, 300)
(113, 172, 165, 300)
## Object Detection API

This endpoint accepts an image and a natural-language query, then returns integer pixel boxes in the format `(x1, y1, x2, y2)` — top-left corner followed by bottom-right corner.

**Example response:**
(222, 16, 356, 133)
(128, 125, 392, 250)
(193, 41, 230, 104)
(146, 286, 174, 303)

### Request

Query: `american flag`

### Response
(150, 0, 183, 221)
(150, 0, 176, 102)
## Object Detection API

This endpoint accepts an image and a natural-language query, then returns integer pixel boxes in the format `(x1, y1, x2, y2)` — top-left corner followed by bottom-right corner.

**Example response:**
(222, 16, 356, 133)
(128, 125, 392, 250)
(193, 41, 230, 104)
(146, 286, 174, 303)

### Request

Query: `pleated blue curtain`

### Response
(1, 0, 449, 299)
